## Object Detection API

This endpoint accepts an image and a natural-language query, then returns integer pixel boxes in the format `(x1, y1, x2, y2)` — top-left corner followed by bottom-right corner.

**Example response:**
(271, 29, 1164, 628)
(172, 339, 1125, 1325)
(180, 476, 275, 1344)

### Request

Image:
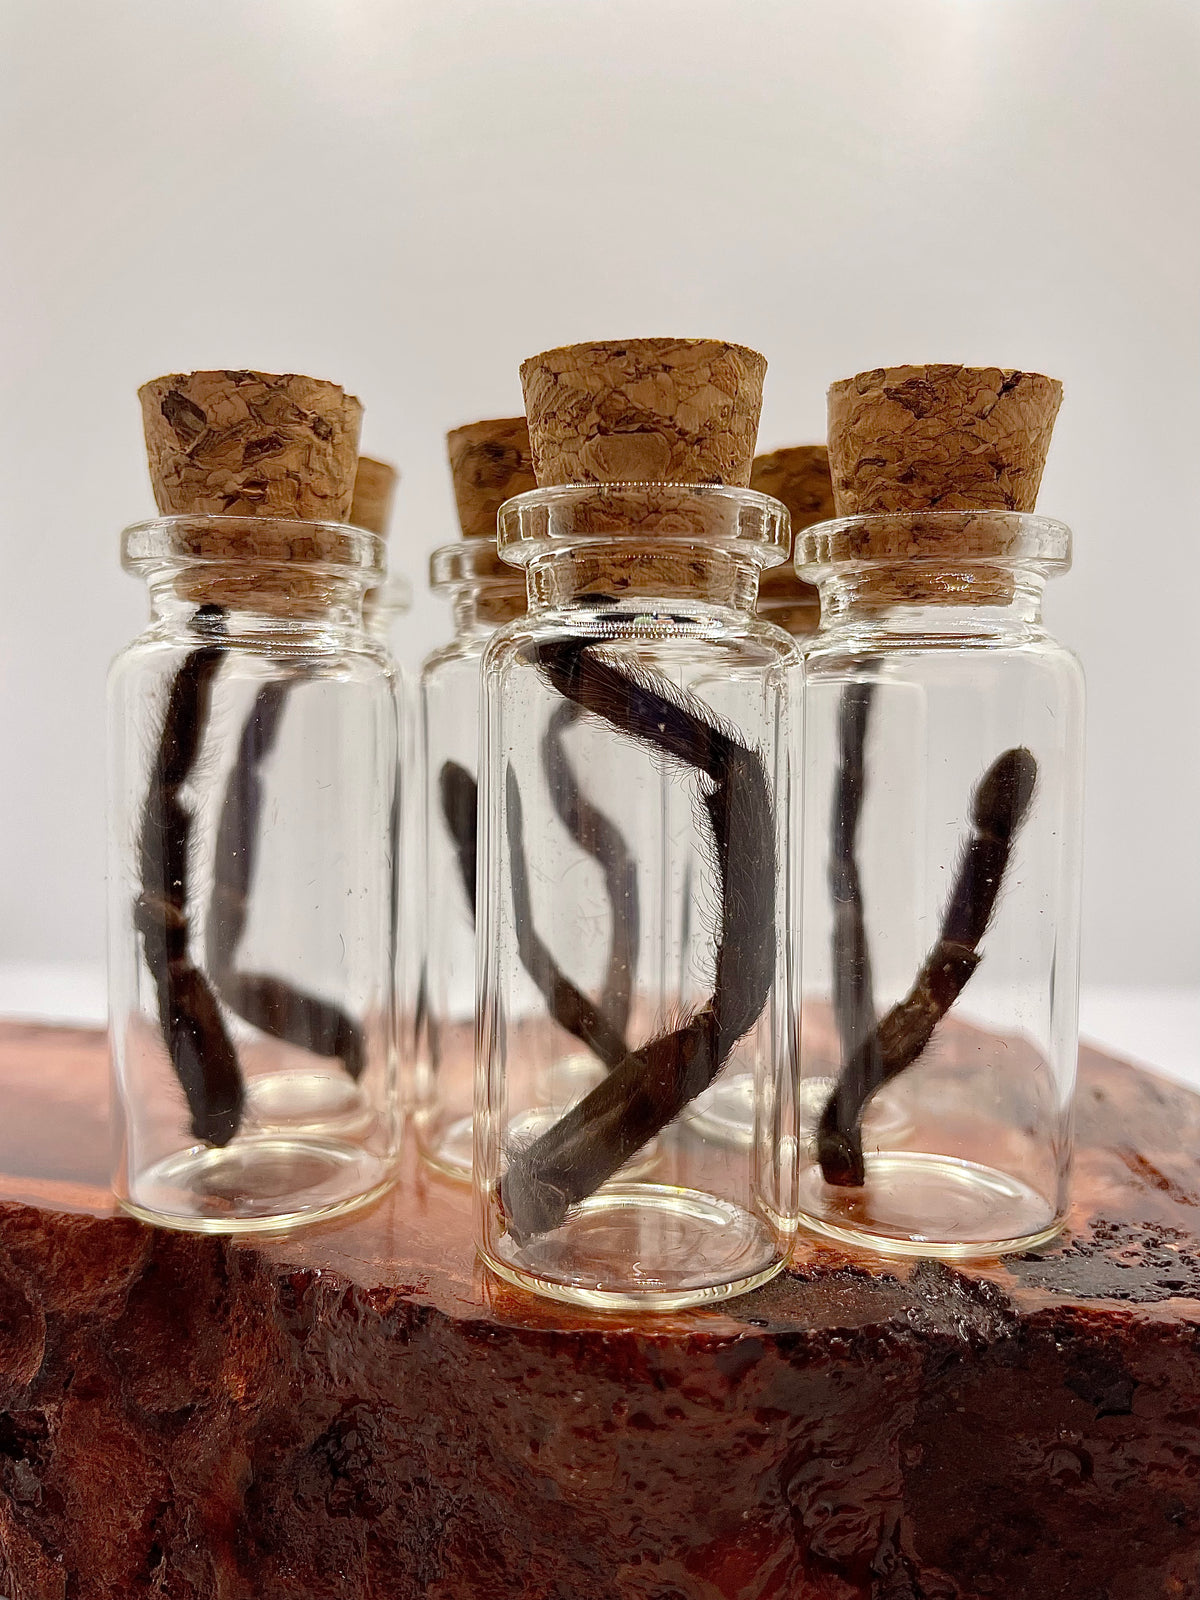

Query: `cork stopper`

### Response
(520, 339, 766, 488)
(827, 365, 1062, 515)
(351, 456, 398, 536)
(139, 370, 362, 519)
(751, 446, 831, 632)
(136, 370, 370, 614)
(446, 417, 537, 540)
(821, 365, 1063, 605)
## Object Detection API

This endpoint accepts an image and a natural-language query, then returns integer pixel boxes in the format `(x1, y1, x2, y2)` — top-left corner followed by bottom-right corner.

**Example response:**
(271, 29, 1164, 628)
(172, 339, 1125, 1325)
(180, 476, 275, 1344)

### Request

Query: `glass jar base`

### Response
(796, 1150, 1062, 1259)
(245, 1070, 375, 1137)
(417, 1111, 474, 1182)
(483, 1183, 783, 1310)
(121, 1135, 394, 1234)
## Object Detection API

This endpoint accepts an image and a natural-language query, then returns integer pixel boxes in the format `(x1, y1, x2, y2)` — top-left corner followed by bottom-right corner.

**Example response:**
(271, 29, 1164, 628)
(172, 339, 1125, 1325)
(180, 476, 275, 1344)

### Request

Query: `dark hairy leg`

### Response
(829, 680, 879, 1072)
(205, 678, 366, 1081)
(817, 746, 1039, 1186)
(135, 607, 244, 1146)
(541, 702, 639, 1039)
(499, 639, 777, 1242)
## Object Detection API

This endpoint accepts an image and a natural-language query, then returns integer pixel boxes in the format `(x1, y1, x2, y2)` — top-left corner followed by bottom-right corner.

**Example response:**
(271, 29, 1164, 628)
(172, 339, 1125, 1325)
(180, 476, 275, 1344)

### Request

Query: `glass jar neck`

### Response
(526, 545, 762, 616)
(145, 572, 373, 644)
(448, 582, 526, 636)
(816, 563, 1049, 636)
(497, 483, 789, 620)
(124, 516, 385, 647)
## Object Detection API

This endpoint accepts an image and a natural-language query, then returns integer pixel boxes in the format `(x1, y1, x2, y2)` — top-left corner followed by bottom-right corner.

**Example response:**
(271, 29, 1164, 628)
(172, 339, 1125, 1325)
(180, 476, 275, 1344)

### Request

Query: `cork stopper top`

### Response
(446, 417, 537, 539)
(751, 445, 831, 622)
(136, 370, 371, 615)
(351, 456, 398, 536)
(819, 365, 1065, 605)
(827, 364, 1062, 515)
(139, 370, 363, 520)
(520, 339, 766, 487)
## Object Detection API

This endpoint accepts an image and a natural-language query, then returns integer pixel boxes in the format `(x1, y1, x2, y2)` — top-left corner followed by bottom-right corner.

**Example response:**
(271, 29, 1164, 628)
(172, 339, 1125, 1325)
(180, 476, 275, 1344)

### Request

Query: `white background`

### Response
(1, 1, 1197, 1013)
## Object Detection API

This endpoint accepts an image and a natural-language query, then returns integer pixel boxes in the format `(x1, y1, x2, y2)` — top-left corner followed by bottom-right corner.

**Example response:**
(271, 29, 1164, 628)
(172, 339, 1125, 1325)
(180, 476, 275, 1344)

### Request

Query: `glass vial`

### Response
(795, 512, 1084, 1257)
(415, 541, 525, 1178)
(476, 484, 801, 1310)
(108, 516, 402, 1231)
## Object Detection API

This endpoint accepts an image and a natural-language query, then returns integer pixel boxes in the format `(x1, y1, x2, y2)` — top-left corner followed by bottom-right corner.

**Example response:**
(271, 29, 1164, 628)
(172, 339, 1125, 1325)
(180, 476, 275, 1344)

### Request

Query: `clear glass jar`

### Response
(415, 542, 525, 1178)
(795, 512, 1084, 1257)
(108, 516, 402, 1232)
(476, 484, 801, 1310)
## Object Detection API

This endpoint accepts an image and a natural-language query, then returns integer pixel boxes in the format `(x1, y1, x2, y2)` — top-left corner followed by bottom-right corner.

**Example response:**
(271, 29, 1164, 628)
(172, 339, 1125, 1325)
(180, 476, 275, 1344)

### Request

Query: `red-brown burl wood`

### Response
(1, 1022, 1199, 1599)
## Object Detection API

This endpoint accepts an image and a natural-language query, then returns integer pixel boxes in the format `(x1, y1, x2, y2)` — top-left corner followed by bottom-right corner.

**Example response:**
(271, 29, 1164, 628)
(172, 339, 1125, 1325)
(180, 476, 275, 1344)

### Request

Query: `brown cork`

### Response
(139, 370, 362, 519)
(351, 456, 398, 536)
(446, 417, 537, 540)
(137, 370, 370, 615)
(751, 445, 831, 631)
(822, 365, 1063, 604)
(520, 339, 766, 488)
(827, 365, 1061, 515)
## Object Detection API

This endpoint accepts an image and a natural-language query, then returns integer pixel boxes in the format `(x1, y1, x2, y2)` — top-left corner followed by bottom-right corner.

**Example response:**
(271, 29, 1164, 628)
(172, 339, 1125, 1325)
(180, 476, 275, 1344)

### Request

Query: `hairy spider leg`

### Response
(500, 638, 777, 1241)
(205, 677, 366, 1082)
(829, 679, 881, 1080)
(817, 746, 1039, 1186)
(135, 609, 245, 1146)
(541, 701, 639, 1041)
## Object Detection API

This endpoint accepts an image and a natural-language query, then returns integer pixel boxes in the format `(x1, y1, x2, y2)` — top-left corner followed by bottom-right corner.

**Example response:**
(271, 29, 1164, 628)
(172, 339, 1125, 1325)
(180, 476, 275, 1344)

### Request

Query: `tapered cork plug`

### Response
(139, 370, 363, 520)
(351, 456, 398, 536)
(137, 370, 368, 613)
(819, 365, 1064, 604)
(827, 365, 1062, 515)
(446, 417, 537, 540)
(520, 339, 766, 487)
(751, 445, 832, 633)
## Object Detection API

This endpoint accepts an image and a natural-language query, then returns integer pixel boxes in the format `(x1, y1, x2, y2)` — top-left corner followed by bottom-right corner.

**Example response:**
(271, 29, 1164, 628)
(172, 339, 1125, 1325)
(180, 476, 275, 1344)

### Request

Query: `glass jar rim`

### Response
(429, 538, 527, 594)
(795, 511, 1071, 580)
(496, 483, 790, 570)
(121, 514, 386, 582)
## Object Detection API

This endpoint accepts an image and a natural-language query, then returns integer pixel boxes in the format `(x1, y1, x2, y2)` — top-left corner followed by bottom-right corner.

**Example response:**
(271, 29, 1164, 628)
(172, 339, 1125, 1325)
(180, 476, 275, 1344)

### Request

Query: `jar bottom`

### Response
(686, 1071, 913, 1152)
(795, 1150, 1061, 1259)
(483, 1183, 784, 1311)
(416, 1109, 475, 1182)
(121, 1135, 394, 1234)
(245, 1069, 375, 1137)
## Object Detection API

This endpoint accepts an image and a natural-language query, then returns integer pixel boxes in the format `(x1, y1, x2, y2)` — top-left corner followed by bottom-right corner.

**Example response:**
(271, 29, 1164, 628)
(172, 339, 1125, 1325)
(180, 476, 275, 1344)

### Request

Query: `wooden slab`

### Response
(1, 1021, 1198, 1598)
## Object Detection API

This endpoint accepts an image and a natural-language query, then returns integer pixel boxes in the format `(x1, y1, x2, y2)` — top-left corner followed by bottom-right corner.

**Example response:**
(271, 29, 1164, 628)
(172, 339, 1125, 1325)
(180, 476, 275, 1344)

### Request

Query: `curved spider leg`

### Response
(500, 641, 777, 1241)
(817, 746, 1038, 1186)
(439, 756, 631, 1072)
(829, 678, 881, 1075)
(135, 606, 244, 1146)
(505, 766, 630, 1072)
(204, 676, 367, 1082)
(541, 700, 639, 1039)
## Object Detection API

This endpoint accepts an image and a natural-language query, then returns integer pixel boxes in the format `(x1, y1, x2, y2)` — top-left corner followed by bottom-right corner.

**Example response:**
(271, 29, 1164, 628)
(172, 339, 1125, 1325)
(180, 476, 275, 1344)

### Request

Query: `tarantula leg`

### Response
(829, 680, 879, 1072)
(137, 615, 245, 1146)
(500, 641, 777, 1241)
(817, 746, 1038, 1186)
(206, 677, 368, 1082)
(541, 702, 639, 1039)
